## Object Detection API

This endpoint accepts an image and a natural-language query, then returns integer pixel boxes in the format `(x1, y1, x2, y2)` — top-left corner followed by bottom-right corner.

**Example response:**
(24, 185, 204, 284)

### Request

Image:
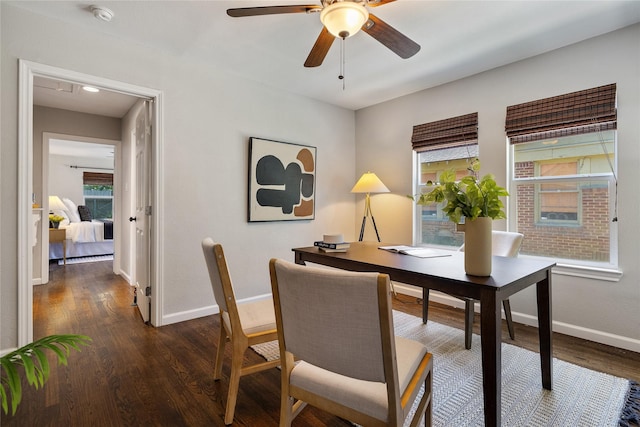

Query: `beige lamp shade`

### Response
(351, 172, 390, 194)
(49, 195, 67, 211)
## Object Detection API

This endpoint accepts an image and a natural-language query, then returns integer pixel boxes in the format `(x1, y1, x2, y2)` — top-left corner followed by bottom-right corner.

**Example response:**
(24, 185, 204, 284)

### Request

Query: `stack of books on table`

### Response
(314, 241, 351, 253)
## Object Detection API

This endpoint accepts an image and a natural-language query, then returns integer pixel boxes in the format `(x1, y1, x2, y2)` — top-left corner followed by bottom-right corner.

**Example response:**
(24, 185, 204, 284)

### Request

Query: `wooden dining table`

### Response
(293, 241, 556, 427)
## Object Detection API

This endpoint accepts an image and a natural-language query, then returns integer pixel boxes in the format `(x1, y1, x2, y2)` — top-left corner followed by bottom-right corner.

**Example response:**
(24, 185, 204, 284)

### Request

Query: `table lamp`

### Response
(49, 195, 67, 212)
(351, 172, 389, 241)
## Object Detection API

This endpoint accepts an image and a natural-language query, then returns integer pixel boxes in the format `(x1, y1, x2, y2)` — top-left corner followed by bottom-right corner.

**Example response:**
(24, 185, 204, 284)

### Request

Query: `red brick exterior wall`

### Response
(514, 162, 610, 262)
(420, 161, 610, 262)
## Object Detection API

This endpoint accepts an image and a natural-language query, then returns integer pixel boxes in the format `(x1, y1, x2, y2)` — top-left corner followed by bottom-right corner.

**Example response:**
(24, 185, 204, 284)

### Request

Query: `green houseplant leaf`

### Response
(1, 334, 91, 415)
(412, 159, 508, 223)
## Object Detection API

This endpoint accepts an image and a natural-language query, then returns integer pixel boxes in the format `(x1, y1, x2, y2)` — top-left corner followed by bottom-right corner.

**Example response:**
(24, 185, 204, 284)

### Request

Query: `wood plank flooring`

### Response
(3, 260, 639, 426)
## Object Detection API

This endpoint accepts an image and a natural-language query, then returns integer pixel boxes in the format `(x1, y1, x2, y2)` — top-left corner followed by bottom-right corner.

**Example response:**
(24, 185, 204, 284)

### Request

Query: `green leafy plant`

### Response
(1, 334, 91, 415)
(412, 159, 509, 224)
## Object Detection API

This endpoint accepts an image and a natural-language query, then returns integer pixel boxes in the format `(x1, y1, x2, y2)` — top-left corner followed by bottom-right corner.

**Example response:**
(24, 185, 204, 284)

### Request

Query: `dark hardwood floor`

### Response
(3, 260, 639, 426)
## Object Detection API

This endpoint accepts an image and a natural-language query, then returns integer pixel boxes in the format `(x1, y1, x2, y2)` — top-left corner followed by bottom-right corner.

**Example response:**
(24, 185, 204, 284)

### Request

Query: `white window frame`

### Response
(508, 135, 622, 281)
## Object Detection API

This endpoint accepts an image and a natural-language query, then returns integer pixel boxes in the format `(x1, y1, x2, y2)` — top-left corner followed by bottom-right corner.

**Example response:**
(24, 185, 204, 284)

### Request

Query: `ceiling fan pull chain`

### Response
(339, 37, 345, 90)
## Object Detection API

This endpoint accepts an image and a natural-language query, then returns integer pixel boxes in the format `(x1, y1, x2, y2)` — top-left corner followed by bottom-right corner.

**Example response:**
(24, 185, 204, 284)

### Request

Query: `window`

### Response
(507, 84, 617, 267)
(412, 113, 478, 247)
(83, 172, 113, 219)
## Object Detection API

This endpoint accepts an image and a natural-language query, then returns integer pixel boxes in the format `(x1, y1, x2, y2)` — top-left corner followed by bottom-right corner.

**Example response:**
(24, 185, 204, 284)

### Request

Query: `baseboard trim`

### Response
(161, 293, 271, 326)
(392, 282, 640, 353)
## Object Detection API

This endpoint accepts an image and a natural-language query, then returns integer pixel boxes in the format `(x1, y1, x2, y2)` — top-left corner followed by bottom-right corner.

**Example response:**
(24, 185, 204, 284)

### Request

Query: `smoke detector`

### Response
(90, 5, 114, 22)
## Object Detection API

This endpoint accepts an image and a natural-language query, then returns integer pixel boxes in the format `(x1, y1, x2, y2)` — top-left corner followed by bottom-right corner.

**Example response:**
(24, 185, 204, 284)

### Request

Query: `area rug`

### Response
(251, 310, 639, 426)
(58, 254, 113, 265)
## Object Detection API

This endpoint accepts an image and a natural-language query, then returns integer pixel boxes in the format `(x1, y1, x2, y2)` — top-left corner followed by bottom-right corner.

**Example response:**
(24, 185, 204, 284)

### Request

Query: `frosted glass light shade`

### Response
(320, 2, 369, 39)
(351, 172, 389, 194)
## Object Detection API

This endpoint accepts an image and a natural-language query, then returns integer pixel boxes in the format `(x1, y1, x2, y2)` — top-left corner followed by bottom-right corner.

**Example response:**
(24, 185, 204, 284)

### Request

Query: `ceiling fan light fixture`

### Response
(320, 2, 369, 39)
(90, 5, 114, 22)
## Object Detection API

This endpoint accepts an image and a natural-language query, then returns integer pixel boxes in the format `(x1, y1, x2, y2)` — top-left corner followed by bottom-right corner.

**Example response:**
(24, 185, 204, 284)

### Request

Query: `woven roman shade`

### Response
(506, 83, 616, 144)
(83, 172, 113, 185)
(412, 112, 478, 152)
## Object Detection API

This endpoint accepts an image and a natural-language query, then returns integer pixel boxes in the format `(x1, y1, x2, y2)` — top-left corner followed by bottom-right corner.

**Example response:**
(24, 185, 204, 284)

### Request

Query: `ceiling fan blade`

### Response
(367, 0, 397, 7)
(227, 5, 321, 18)
(304, 27, 335, 67)
(362, 13, 420, 59)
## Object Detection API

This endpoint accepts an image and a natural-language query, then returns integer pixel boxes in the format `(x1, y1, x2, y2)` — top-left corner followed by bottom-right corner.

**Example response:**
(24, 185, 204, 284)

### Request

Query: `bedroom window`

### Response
(412, 113, 478, 247)
(83, 172, 113, 219)
(506, 84, 618, 267)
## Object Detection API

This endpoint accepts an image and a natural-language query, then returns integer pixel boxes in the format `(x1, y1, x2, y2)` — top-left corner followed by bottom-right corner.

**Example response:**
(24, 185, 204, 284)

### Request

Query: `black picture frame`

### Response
(248, 137, 316, 222)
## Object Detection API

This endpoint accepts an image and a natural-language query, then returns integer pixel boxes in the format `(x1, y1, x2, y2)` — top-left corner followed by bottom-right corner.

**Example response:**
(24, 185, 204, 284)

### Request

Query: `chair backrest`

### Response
(459, 230, 524, 257)
(269, 258, 394, 383)
(201, 237, 237, 316)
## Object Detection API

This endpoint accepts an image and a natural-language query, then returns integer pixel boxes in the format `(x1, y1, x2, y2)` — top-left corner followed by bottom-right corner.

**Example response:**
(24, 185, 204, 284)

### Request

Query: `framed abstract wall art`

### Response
(248, 137, 316, 222)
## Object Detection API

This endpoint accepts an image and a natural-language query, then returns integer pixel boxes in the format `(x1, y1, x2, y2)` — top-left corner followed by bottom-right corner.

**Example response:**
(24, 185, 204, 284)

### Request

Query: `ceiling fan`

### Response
(227, 0, 420, 67)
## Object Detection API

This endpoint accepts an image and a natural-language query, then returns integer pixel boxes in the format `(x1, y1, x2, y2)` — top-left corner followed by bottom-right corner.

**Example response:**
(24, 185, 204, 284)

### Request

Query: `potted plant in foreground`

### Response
(414, 159, 508, 276)
(1, 334, 91, 416)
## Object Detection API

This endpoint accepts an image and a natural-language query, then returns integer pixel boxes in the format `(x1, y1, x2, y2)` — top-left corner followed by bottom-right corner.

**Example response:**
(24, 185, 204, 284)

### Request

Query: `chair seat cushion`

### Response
(290, 336, 427, 421)
(237, 298, 277, 335)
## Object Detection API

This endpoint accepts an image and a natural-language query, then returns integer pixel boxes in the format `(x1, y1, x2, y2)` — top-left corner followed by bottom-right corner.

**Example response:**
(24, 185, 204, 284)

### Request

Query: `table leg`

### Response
(480, 291, 501, 427)
(536, 271, 553, 390)
(422, 288, 429, 324)
(62, 240, 67, 265)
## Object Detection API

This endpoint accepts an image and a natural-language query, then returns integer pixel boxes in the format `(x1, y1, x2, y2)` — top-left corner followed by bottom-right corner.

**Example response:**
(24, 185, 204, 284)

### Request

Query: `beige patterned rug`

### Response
(252, 310, 639, 426)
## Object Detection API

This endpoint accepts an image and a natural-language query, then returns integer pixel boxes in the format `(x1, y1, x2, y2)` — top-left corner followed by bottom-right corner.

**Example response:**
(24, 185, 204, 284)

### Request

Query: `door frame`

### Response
(41, 133, 121, 285)
(18, 60, 165, 345)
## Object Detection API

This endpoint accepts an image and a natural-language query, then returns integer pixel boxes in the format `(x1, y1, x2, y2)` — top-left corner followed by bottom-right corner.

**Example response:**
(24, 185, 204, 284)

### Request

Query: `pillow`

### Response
(62, 197, 81, 223)
(77, 205, 92, 222)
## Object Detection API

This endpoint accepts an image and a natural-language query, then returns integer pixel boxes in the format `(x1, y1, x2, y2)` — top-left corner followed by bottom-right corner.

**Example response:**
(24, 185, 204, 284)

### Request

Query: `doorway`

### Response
(40, 134, 120, 285)
(18, 60, 165, 345)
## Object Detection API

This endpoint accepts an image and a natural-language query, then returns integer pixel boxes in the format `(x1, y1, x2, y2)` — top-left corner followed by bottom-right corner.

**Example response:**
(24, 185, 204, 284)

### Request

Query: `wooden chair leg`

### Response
(224, 344, 246, 425)
(214, 324, 227, 380)
(464, 300, 474, 350)
(503, 299, 515, 340)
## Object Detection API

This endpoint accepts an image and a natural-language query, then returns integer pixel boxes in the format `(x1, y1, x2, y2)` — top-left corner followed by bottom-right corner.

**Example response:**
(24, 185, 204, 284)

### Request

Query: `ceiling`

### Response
(12, 0, 640, 116)
(49, 139, 115, 160)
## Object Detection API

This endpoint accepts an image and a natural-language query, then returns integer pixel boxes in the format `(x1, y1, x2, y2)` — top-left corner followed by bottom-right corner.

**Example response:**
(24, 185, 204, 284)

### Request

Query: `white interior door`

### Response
(133, 102, 152, 323)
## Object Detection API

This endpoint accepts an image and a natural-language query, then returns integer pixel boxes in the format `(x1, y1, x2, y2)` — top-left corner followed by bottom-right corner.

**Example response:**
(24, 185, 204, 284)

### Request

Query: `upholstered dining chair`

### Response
(269, 258, 433, 427)
(425, 231, 524, 349)
(201, 238, 280, 425)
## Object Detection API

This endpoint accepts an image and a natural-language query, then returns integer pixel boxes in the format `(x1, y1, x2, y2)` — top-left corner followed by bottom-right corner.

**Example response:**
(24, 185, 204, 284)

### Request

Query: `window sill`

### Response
(552, 263, 623, 282)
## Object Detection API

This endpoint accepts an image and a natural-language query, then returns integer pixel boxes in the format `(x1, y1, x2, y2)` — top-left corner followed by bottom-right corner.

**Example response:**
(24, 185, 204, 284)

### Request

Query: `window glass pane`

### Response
(84, 198, 113, 219)
(511, 129, 615, 265)
(83, 184, 113, 219)
(416, 145, 478, 247)
(515, 180, 612, 262)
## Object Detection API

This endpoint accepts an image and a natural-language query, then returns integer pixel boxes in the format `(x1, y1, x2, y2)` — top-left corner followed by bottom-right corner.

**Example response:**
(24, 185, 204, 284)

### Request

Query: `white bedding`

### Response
(49, 240, 113, 260)
(61, 221, 107, 243)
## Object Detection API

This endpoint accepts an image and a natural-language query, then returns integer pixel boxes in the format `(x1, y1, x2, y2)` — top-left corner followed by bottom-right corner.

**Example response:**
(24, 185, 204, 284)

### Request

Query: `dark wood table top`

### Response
(293, 241, 556, 300)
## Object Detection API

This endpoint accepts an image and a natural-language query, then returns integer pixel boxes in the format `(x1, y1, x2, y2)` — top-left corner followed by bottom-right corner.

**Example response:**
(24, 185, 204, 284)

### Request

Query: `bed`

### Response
(48, 197, 114, 260)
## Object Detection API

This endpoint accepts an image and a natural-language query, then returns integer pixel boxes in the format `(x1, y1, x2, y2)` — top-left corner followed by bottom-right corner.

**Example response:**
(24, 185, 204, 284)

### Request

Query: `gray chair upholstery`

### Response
(269, 258, 433, 427)
(202, 238, 280, 424)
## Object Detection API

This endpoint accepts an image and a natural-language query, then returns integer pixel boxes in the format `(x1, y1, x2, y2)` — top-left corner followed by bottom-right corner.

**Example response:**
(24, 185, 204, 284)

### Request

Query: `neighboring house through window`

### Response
(506, 84, 618, 267)
(83, 171, 114, 219)
(412, 113, 479, 247)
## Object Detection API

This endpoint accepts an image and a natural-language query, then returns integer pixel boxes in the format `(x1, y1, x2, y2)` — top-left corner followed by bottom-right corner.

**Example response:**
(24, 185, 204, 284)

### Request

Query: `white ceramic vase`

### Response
(457, 217, 492, 276)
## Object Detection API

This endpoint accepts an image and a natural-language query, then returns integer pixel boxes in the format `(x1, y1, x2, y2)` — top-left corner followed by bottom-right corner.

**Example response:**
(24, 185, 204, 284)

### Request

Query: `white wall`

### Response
(355, 24, 640, 350)
(49, 154, 114, 206)
(1, 5, 356, 349)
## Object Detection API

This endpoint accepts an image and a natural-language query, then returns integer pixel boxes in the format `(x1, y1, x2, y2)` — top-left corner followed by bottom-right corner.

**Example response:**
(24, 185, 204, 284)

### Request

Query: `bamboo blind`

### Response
(411, 112, 478, 152)
(506, 83, 616, 144)
(83, 172, 113, 185)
